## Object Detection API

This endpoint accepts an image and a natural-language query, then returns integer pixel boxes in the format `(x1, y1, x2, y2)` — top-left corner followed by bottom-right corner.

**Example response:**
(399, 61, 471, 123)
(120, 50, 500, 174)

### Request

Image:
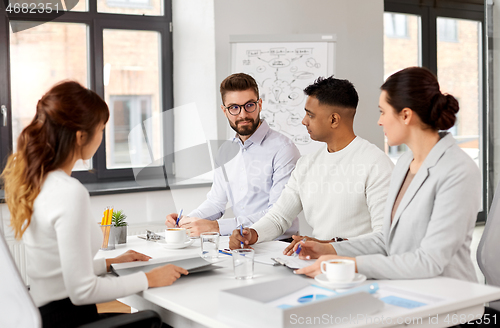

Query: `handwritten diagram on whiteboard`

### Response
(231, 37, 335, 154)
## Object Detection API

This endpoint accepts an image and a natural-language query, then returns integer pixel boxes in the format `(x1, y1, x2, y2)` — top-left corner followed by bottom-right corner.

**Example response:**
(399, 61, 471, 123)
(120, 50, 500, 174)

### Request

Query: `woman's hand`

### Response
(295, 255, 357, 277)
(145, 264, 189, 287)
(105, 250, 151, 271)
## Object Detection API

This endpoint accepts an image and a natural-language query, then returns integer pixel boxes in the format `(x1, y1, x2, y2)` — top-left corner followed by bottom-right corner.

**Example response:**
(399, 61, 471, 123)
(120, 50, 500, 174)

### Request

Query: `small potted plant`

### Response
(112, 210, 128, 244)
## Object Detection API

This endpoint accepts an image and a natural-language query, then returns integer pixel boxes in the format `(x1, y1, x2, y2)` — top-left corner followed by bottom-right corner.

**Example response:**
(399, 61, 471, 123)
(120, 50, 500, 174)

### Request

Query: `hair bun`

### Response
(430, 93, 459, 130)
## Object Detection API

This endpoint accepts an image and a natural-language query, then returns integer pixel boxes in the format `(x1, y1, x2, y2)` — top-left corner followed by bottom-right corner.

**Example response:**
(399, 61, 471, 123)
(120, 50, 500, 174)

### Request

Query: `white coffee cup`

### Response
(320, 259, 355, 282)
(165, 228, 188, 244)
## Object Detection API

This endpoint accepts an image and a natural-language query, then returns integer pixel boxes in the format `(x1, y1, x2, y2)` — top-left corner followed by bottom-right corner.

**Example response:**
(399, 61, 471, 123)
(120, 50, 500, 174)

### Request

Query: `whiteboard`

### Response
(230, 34, 336, 155)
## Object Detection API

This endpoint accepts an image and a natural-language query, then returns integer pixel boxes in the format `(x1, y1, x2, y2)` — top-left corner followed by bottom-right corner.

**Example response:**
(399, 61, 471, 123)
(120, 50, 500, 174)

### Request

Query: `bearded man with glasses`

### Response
(165, 73, 301, 239)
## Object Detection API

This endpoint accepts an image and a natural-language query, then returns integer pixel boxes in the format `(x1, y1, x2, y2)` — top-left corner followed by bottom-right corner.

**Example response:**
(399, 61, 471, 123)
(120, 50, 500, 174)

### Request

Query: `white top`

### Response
(252, 137, 394, 242)
(189, 120, 301, 237)
(23, 170, 148, 307)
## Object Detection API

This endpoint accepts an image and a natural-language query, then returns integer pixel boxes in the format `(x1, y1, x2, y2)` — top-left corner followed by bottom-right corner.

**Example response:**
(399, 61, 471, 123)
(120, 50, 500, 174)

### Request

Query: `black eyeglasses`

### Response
(223, 99, 259, 116)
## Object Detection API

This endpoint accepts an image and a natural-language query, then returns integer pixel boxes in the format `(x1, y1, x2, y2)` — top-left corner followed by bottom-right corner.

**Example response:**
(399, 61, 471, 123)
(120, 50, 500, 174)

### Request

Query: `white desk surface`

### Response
(96, 236, 500, 328)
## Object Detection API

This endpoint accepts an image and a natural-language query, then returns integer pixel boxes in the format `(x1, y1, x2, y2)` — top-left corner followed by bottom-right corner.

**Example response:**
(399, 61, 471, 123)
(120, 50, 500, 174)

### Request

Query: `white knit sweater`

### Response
(23, 170, 148, 307)
(252, 137, 394, 242)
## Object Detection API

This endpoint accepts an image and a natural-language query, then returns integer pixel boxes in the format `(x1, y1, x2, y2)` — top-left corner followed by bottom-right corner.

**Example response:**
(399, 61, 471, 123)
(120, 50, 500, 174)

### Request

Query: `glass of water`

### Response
(200, 232, 219, 260)
(232, 249, 254, 279)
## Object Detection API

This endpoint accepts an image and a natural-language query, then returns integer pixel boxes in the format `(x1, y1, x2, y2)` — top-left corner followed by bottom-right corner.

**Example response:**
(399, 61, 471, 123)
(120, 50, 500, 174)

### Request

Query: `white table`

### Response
(96, 236, 500, 328)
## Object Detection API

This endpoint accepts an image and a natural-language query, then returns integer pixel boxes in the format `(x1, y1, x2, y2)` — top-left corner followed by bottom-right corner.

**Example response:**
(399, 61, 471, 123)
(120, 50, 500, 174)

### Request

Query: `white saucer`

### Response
(160, 239, 195, 249)
(314, 273, 366, 289)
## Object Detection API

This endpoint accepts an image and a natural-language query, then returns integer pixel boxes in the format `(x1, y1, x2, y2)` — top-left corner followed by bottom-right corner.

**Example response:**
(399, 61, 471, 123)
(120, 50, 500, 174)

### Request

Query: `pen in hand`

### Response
(239, 225, 244, 249)
(294, 243, 302, 257)
(175, 209, 183, 227)
(294, 239, 306, 257)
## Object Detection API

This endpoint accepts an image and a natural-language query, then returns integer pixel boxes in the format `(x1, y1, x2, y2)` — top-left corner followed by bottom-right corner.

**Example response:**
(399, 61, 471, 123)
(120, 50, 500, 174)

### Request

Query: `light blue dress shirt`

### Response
(188, 120, 301, 238)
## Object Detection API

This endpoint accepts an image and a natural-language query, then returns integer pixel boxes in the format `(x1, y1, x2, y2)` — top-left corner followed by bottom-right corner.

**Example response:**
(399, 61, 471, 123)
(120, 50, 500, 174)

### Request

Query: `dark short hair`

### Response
(381, 67, 459, 130)
(220, 73, 259, 103)
(304, 76, 359, 114)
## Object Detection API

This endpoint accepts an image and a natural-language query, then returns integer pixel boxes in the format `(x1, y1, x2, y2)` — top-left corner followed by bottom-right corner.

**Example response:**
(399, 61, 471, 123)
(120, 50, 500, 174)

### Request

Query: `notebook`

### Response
(251, 241, 315, 269)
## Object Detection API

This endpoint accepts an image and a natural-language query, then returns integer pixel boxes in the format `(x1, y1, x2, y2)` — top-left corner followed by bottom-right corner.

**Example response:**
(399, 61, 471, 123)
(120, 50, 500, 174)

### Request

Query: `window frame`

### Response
(385, 0, 488, 222)
(0, 0, 174, 191)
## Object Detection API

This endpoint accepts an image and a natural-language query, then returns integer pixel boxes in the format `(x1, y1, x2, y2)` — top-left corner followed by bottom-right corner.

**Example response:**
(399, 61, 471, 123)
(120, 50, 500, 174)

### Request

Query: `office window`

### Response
(383, 12, 421, 160)
(0, 0, 173, 188)
(107, 0, 152, 8)
(9, 22, 89, 171)
(103, 29, 163, 169)
(384, 13, 409, 38)
(98, 0, 163, 15)
(108, 95, 155, 168)
(437, 18, 482, 173)
(384, 0, 486, 221)
(68, 0, 88, 11)
(438, 18, 459, 42)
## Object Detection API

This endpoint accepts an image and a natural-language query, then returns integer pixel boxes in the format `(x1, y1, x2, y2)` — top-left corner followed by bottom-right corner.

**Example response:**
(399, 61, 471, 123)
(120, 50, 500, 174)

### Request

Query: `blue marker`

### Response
(239, 225, 244, 249)
(175, 209, 183, 227)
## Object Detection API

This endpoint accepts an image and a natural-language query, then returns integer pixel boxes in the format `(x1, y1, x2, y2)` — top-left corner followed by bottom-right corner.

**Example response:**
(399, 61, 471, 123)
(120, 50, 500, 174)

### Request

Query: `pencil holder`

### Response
(99, 224, 116, 250)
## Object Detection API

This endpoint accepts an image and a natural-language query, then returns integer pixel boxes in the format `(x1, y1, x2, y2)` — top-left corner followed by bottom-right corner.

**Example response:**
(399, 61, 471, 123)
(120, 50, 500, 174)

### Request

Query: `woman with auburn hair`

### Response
(2, 81, 188, 328)
(294, 67, 481, 282)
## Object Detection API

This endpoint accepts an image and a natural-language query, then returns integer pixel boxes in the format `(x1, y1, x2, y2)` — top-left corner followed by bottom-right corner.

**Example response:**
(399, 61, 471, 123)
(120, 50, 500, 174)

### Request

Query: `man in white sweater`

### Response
(229, 76, 394, 251)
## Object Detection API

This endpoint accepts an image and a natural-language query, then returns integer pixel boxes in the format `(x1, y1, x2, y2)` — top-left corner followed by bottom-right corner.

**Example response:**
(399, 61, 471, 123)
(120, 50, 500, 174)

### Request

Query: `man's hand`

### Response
(229, 227, 258, 249)
(105, 250, 151, 271)
(165, 213, 180, 228)
(294, 240, 337, 260)
(295, 255, 357, 277)
(283, 235, 322, 256)
(145, 264, 189, 287)
(180, 217, 219, 237)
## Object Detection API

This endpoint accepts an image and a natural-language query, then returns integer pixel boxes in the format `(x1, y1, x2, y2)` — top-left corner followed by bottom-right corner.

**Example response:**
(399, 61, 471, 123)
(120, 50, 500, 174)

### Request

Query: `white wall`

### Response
(214, 0, 385, 149)
(172, 0, 218, 180)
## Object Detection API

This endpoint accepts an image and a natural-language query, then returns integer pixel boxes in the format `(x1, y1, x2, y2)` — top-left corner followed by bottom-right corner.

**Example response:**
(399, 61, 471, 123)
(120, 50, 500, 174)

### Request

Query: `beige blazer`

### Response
(333, 133, 480, 281)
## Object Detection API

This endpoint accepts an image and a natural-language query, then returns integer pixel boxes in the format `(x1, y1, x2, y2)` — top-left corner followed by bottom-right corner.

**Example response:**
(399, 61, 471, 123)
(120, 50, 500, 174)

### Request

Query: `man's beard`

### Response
(229, 117, 260, 137)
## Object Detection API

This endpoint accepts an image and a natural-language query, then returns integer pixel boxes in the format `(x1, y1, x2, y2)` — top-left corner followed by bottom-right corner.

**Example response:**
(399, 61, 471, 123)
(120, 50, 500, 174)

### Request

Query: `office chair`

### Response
(0, 228, 41, 328)
(0, 232, 162, 328)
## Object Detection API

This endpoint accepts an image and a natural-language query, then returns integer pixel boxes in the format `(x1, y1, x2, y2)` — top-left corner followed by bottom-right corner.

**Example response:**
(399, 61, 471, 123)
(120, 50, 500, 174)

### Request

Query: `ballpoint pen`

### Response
(294, 243, 302, 257)
(175, 209, 183, 227)
(239, 224, 244, 249)
(294, 238, 306, 257)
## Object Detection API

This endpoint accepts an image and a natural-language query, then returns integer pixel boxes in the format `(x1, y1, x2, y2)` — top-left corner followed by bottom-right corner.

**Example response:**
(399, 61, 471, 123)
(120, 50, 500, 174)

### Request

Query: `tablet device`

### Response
(111, 257, 223, 276)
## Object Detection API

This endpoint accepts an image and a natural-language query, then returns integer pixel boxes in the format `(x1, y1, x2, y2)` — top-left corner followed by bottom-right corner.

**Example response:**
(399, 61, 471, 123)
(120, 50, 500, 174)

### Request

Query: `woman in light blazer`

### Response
(295, 67, 481, 282)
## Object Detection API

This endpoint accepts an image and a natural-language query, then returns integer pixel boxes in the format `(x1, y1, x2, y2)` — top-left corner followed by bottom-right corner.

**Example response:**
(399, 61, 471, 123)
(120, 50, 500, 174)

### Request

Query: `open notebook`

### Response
(111, 257, 223, 276)
(251, 241, 315, 269)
